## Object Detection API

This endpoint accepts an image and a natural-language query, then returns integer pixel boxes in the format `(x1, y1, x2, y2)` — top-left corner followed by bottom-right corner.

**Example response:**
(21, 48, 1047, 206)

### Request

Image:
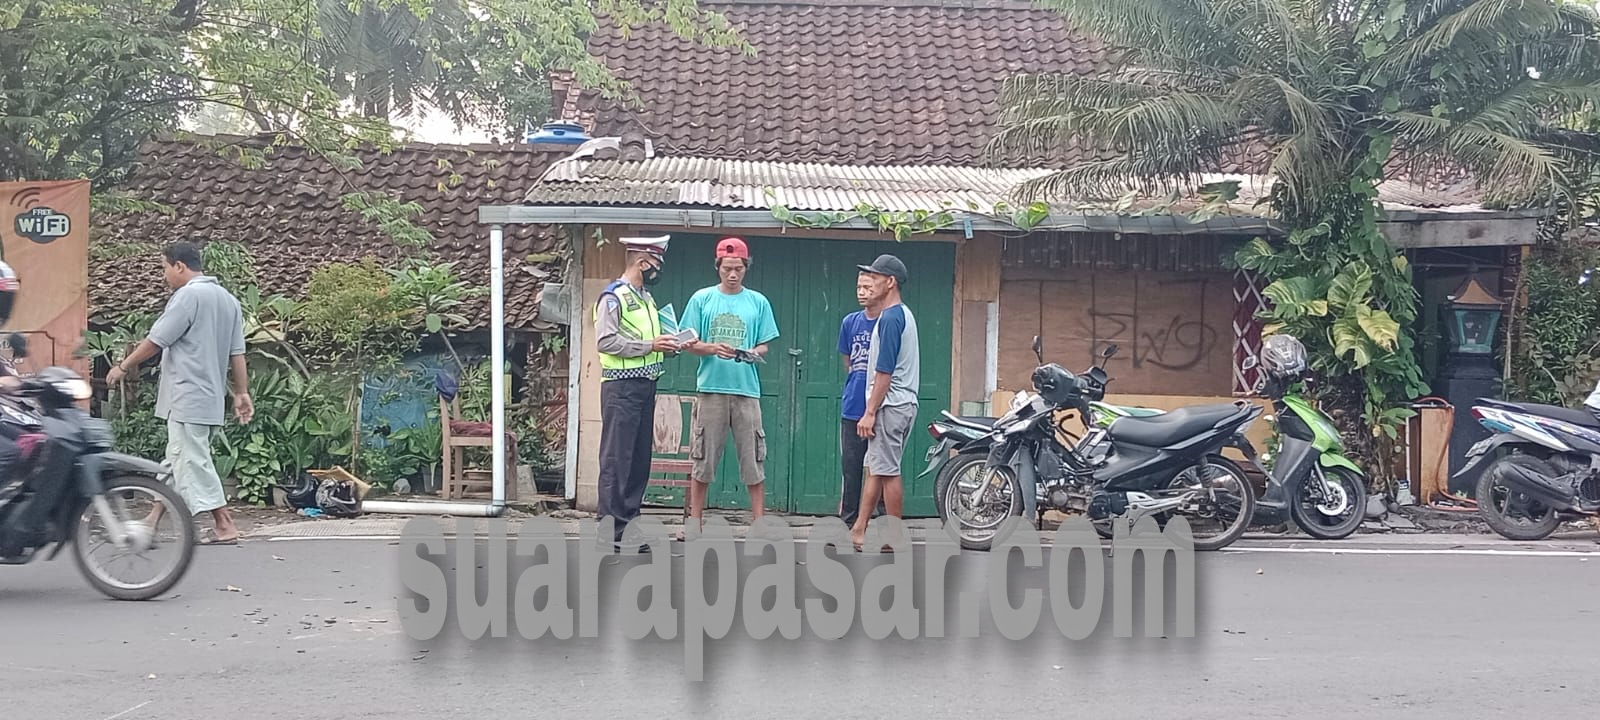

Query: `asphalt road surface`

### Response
(2, 532, 1597, 720)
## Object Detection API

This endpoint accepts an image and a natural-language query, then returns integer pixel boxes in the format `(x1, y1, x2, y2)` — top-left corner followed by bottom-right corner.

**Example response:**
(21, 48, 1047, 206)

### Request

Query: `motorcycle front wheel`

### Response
(1289, 465, 1366, 540)
(72, 474, 197, 601)
(941, 462, 1024, 551)
(933, 450, 988, 520)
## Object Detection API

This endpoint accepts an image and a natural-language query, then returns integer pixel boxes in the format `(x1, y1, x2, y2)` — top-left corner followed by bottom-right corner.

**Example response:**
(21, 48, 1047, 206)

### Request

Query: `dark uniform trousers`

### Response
(598, 377, 657, 545)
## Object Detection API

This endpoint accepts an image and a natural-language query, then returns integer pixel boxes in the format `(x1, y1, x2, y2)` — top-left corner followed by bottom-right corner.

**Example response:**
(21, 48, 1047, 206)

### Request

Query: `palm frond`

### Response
(1373, 0, 1564, 80)
(1031, 0, 1250, 69)
(990, 71, 1247, 162)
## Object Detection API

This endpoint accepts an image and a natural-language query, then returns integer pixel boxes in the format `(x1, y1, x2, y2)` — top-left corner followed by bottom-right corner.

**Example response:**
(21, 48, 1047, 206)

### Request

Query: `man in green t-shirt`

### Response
(679, 237, 779, 538)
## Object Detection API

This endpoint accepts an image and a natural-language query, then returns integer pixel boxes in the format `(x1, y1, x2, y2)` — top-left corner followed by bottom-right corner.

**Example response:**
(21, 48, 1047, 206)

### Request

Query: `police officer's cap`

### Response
(621, 235, 670, 259)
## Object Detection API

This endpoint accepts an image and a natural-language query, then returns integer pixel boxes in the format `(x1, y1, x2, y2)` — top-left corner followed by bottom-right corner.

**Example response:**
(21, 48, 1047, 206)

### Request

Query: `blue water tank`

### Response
(526, 121, 590, 145)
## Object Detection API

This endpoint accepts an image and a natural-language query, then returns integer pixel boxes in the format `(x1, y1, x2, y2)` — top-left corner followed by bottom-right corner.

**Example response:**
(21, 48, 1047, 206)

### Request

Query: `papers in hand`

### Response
(658, 305, 697, 344)
(658, 304, 679, 334)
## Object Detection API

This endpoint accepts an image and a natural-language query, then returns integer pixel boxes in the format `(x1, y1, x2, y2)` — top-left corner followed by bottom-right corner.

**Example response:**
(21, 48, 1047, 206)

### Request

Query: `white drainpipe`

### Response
(360, 223, 509, 518)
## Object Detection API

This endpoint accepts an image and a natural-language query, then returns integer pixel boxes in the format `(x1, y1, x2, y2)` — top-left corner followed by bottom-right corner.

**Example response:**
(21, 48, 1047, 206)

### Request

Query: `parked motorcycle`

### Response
(1452, 398, 1600, 540)
(0, 335, 195, 600)
(923, 377, 1165, 523)
(939, 336, 1260, 551)
(1237, 334, 1368, 539)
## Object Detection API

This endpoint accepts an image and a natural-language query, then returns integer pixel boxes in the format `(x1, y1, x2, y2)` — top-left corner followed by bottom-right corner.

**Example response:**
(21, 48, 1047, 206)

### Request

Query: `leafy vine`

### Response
(768, 199, 1052, 240)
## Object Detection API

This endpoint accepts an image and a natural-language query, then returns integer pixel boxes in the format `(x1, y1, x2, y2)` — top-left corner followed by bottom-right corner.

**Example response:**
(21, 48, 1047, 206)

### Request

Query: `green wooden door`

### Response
(640, 233, 954, 518)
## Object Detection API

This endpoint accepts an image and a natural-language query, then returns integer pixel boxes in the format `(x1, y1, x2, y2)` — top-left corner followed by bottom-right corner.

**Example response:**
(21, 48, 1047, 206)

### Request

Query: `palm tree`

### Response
(988, 0, 1600, 458)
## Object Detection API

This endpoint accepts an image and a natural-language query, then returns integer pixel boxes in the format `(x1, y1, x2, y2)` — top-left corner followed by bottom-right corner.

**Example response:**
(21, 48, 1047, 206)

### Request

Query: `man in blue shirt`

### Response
(838, 278, 886, 528)
(679, 237, 780, 538)
(850, 254, 919, 551)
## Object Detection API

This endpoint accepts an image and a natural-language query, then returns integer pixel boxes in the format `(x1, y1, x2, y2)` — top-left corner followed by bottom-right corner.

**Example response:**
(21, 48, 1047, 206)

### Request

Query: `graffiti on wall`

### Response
(1088, 310, 1220, 372)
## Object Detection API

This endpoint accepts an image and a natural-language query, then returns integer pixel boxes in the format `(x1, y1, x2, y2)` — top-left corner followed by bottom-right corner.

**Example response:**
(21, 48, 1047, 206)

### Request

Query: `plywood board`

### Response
(998, 269, 1234, 396)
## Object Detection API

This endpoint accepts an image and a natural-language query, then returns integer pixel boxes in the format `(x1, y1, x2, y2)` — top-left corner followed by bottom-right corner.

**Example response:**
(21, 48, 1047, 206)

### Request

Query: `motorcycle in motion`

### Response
(1237, 334, 1368, 540)
(0, 335, 196, 600)
(938, 336, 1261, 551)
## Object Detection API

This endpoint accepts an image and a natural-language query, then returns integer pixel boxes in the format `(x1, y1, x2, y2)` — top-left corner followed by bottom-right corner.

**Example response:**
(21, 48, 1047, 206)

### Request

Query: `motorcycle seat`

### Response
(1481, 399, 1600, 429)
(1107, 403, 1247, 448)
(957, 416, 996, 428)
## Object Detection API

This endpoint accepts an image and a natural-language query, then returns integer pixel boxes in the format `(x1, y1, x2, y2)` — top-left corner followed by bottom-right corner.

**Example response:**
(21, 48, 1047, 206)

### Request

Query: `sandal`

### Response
(199, 529, 239, 546)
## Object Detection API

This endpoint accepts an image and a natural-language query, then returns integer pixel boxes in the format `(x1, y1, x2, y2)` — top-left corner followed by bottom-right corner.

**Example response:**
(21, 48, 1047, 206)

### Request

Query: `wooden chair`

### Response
(438, 394, 519, 502)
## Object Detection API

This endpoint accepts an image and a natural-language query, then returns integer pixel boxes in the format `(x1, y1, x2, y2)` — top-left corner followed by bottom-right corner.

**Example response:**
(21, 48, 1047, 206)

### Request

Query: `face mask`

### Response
(642, 265, 662, 286)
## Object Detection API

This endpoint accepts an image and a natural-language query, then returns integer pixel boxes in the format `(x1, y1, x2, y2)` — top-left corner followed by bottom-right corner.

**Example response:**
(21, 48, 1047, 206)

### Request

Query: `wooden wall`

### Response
(997, 232, 1242, 398)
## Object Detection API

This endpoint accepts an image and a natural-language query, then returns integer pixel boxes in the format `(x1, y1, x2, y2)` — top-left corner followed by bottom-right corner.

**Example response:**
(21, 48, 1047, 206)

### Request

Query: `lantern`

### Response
(1441, 275, 1504, 356)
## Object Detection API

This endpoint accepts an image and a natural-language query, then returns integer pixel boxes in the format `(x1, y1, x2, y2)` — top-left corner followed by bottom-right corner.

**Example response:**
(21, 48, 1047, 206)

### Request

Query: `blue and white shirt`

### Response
(865, 303, 920, 409)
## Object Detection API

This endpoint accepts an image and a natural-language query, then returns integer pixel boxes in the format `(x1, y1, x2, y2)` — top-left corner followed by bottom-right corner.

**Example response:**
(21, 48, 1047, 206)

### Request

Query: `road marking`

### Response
(262, 534, 1599, 555)
(104, 701, 151, 720)
(1226, 547, 1599, 557)
(4, 663, 106, 678)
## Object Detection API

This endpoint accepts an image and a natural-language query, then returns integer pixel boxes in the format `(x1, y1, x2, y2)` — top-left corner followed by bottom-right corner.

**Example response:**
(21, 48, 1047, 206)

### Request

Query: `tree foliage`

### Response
(309, 0, 749, 135)
(0, 0, 747, 187)
(989, 0, 1600, 446)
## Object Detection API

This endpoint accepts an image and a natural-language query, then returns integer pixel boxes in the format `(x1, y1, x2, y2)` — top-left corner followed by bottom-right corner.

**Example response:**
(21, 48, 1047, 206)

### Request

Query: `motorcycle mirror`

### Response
(6, 333, 26, 359)
(1032, 335, 1044, 364)
(1101, 344, 1117, 359)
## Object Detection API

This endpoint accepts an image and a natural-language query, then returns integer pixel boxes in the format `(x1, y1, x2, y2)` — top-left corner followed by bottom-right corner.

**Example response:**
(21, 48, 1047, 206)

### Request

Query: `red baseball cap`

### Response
(716, 237, 750, 260)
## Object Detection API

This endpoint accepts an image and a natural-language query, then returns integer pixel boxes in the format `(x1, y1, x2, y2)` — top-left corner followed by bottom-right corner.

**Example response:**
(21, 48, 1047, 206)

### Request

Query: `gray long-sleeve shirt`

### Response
(595, 281, 656, 358)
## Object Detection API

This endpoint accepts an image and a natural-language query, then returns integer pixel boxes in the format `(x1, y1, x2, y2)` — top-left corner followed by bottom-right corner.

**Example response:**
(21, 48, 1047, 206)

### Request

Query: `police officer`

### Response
(594, 235, 687, 550)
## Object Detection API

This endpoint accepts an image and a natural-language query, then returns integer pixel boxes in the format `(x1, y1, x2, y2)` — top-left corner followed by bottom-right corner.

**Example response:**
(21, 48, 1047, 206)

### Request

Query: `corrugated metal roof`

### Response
(524, 153, 1489, 217)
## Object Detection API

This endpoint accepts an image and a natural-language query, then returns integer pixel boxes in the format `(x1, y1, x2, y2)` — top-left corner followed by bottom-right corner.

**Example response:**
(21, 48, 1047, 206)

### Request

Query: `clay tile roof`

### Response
(91, 135, 576, 330)
(574, 0, 1124, 167)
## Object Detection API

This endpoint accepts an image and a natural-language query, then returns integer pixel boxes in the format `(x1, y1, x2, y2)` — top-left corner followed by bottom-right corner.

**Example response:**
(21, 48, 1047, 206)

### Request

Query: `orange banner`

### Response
(0, 180, 90, 377)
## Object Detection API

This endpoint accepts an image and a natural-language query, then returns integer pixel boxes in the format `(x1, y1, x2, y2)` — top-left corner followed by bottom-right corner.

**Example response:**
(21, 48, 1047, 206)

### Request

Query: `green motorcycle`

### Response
(1238, 334, 1368, 539)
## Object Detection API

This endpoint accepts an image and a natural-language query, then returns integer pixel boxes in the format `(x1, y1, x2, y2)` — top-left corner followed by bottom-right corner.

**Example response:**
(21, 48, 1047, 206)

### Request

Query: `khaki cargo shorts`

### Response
(690, 393, 766, 486)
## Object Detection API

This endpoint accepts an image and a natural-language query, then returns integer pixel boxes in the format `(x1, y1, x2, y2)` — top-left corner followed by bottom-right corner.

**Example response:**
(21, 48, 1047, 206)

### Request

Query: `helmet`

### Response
(1260, 333, 1308, 381)
(715, 237, 750, 260)
(0, 261, 17, 326)
(1031, 363, 1081, 407)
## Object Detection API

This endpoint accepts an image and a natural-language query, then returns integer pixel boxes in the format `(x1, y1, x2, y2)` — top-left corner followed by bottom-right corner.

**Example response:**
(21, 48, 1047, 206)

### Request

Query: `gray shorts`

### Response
(691, 393, 766, 486)
(865, 402, 918, 477)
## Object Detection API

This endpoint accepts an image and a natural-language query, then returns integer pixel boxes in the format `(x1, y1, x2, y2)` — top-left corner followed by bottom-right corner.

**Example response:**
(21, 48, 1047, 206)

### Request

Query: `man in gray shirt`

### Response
(108, 241, 253, 545)
(850, 254, 919, 551)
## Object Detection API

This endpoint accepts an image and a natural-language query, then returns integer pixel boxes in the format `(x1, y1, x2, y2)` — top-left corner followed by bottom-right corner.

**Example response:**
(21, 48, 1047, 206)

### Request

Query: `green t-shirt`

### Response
(680, 286, 780, 398)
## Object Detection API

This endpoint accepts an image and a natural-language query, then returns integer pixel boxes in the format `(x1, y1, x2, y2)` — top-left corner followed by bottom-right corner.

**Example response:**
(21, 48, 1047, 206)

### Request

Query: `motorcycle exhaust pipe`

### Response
(1494, 462, 1578, 510)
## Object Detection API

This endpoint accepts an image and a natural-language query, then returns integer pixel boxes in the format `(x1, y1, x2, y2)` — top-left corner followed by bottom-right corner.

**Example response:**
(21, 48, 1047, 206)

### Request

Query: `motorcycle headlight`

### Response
(53, 378, 92, 401)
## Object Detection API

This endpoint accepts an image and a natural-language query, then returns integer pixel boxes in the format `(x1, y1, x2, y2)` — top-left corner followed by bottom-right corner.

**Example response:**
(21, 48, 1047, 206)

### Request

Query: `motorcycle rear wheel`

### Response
(72, 474, 197, 601)
(1475, 454, 1562, 541)
(1159, 455, 1256, 552)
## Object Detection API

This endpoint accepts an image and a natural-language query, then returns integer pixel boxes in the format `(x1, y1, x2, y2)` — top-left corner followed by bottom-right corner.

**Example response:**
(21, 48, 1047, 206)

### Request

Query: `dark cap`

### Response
(857, 254, 908, 286)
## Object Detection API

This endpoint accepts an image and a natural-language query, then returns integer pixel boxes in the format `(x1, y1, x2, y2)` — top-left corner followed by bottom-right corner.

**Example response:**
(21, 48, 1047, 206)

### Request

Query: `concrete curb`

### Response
(243, 515, 1600, 552)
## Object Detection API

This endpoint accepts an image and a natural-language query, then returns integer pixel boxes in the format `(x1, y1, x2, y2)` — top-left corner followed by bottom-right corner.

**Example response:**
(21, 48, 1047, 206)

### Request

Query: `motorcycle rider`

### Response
(0, 262, 39, 553)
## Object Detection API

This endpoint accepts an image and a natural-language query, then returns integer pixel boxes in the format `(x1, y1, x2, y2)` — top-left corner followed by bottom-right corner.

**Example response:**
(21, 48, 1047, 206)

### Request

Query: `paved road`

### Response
(2, 532, 1596, 720)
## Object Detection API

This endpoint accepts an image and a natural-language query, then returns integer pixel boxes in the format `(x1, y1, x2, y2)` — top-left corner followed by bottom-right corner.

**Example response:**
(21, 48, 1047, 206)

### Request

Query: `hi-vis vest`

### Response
(595, 280, 664, 381)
